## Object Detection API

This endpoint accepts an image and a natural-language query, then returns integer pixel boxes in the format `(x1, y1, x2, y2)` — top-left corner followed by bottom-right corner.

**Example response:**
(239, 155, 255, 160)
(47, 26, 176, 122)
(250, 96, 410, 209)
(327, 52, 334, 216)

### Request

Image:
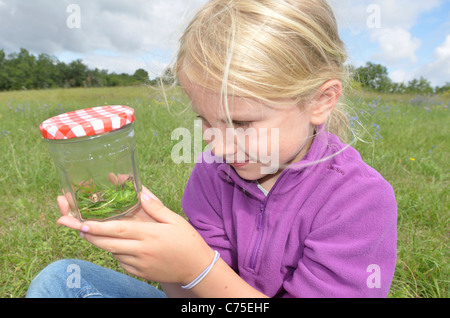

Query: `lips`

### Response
(229, 161, 250, 168)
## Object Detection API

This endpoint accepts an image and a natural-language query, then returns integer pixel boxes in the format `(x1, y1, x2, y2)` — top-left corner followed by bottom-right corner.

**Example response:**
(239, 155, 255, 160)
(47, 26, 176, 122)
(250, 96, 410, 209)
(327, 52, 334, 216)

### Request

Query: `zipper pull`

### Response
(258, 203, 265, 230)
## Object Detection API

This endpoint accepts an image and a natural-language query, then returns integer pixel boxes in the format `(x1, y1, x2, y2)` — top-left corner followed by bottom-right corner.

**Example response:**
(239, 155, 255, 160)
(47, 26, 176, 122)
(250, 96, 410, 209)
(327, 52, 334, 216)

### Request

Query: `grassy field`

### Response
(0, 86, 448, 298)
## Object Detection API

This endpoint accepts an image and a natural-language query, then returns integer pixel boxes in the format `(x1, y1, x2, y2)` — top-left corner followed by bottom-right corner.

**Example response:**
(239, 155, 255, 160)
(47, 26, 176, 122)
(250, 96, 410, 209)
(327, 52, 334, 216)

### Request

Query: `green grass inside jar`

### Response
(73, 175, 138, 220)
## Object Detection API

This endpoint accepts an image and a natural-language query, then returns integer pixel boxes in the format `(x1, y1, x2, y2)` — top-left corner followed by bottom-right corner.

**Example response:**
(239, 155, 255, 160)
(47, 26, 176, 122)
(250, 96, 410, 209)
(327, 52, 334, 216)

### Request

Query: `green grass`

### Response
(0, 86, 448, 298)
(349, 92, 449, 298)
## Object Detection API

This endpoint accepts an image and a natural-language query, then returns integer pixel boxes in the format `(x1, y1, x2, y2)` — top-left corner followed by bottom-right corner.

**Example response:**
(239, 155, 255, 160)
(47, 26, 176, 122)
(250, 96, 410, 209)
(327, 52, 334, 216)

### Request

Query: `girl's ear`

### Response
(310, 80, 342, 126)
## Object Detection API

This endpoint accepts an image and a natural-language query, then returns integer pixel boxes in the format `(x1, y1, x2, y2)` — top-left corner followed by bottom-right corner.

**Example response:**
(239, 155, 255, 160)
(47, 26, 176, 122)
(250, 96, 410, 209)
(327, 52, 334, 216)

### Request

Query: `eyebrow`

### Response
(192, 100, 265, 124)
(196, 114, 256, 127)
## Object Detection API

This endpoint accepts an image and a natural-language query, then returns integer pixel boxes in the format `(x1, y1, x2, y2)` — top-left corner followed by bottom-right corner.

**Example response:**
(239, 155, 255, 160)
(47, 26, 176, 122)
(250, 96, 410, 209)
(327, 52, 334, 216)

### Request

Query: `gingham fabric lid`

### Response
(39, 105, 135, 140)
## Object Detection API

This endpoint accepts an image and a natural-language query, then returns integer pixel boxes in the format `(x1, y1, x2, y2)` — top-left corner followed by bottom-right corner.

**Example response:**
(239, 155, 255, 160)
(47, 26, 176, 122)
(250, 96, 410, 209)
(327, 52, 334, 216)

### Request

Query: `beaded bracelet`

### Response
(182, 250, 221, 290)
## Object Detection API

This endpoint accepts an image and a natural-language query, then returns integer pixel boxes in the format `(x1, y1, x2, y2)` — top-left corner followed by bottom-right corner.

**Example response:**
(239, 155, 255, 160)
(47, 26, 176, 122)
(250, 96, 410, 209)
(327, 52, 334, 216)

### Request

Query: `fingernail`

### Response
(81, 225, 89, 233)
(142, 193, 152, 202)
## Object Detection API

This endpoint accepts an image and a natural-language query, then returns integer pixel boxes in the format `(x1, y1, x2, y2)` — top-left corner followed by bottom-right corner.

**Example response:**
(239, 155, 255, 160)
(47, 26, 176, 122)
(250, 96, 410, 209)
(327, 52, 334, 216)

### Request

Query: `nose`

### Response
(203, 126, 236, 160)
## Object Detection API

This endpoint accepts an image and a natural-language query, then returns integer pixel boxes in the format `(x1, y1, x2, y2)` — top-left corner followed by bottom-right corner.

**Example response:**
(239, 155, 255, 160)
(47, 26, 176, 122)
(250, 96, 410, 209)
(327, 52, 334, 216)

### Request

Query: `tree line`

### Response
(353, 62, 450, 94)
(1, 48, 449, 94)
(0, 48, 154, 91)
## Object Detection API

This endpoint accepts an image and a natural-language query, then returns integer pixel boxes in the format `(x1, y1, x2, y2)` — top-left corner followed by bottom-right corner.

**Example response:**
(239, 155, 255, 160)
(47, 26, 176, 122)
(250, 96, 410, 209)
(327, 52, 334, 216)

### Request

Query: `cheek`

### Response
(239, 128, 279, 163)
(283, 125, 313, 157)
(233, 128, 281, 157)
(234, 129, 265, 156)
(202, 123, 220, 145)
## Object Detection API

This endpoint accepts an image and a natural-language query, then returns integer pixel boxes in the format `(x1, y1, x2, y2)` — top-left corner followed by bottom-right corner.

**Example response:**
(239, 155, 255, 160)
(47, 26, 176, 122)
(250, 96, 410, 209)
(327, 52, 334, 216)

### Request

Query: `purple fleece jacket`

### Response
(182, 130, 397, 298)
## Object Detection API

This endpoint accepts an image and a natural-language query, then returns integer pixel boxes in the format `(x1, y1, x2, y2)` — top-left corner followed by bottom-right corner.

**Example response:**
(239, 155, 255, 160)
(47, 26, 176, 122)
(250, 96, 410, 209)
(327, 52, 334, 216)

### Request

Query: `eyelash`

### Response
(196, 116, 252, 128)
(232, 121, 252, 128)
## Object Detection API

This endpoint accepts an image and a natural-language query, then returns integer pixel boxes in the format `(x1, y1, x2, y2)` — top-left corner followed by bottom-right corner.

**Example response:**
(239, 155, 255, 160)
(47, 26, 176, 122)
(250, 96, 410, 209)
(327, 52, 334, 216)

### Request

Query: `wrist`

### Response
(182, 250, 221, 290)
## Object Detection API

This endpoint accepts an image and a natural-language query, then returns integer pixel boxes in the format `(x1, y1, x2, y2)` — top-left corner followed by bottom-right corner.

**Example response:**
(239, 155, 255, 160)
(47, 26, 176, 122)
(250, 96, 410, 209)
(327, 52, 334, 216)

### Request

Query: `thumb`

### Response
(141, 186, 163, 205)
(140, 192, 178, 224)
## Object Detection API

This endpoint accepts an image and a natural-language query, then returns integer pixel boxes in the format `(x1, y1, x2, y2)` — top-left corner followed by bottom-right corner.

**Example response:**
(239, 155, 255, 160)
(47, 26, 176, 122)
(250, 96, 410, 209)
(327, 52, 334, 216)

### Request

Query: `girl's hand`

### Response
(56, 186, 158, 229)
(57, 190, 214, 285)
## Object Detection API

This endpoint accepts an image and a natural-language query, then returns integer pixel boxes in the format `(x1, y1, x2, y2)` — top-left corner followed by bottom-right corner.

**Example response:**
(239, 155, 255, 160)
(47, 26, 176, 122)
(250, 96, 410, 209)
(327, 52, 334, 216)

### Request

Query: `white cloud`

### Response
(371, 28, 422, 64)
(419, 35, 450, 86)
(0, 0, 448, 86)
(331, 0, 441, 31)
(389, 69, 415, 84)
(0, 0, 209, 74)
(331, 0, 449, 86)
(0, 0, 208, 54)
(371, 0, 441, 29)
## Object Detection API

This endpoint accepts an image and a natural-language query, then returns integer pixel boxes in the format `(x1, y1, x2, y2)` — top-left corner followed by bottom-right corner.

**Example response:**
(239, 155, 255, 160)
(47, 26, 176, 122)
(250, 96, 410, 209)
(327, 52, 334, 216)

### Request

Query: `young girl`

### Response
(27, 0, 397, 298)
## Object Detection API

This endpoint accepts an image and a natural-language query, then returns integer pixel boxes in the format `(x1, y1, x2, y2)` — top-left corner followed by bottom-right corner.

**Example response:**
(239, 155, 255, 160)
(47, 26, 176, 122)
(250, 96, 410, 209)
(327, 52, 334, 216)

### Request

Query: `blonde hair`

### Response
(174, 0, 351, 142)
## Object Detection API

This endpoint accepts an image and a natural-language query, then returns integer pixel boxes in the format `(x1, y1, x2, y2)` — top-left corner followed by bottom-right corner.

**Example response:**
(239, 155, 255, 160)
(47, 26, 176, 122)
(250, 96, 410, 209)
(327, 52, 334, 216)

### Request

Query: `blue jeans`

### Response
(26, 259, 167, 298)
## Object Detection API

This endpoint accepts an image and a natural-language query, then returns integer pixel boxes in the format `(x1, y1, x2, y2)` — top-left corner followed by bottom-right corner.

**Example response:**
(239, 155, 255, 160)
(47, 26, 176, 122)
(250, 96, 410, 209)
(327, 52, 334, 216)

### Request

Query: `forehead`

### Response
(179, 71, 301, 123)
(180, 74, 264, 118)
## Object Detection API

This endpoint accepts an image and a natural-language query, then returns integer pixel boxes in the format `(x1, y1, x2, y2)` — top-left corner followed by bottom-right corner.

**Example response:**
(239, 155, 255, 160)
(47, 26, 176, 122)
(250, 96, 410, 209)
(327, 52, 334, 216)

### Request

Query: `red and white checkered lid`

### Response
(39, 105, 135, 140)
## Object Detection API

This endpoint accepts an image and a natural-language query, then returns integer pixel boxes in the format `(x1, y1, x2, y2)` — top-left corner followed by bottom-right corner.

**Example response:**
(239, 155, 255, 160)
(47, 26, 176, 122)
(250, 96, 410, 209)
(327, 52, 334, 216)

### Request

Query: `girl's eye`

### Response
(233, 121, 252, 128)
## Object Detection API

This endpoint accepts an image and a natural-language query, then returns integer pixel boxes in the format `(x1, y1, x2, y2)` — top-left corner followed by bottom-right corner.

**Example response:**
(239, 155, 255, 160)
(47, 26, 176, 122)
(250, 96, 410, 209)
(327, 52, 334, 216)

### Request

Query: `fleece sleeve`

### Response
(283, 175, 398, 298)
(181, 161, 238, 270)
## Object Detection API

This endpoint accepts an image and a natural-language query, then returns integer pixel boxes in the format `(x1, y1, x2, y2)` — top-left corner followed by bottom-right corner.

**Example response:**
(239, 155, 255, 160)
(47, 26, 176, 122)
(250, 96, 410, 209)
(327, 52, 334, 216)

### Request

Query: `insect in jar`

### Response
(89, 191, 105, 204)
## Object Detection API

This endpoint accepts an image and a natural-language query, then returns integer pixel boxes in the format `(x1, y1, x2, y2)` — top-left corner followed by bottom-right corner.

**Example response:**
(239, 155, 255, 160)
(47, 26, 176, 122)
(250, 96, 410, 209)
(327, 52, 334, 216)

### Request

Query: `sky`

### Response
(0, 0, 449, 86)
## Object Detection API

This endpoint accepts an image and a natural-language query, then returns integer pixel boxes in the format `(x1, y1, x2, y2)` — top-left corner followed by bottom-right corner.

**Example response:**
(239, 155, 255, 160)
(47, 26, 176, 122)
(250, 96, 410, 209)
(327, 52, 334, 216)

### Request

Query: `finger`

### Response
(118, 174, 130, 185)
(115, 258, 140, 277)
(57, 215, 83, 230)
(82, 234, 140, 255)
(81, 220, 146, 240)
(113, 254, 139, 268)
(120, 187, 159, 222)
(108, 173, 119, 186)
(140, 192, 180, 224)
(141, 186, 163, 205)
(57, 195, 70, 216)
(108, 173, 133, 186)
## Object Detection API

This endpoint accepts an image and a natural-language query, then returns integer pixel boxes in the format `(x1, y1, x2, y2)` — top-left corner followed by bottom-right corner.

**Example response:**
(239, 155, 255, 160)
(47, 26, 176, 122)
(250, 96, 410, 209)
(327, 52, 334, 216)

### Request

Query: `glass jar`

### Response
(39, 106, 142, 222)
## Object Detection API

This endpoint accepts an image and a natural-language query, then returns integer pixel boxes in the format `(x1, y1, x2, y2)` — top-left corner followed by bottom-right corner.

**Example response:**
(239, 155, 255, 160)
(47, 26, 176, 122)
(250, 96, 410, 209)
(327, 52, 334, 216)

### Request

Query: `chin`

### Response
(233, 163, 274, 181)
